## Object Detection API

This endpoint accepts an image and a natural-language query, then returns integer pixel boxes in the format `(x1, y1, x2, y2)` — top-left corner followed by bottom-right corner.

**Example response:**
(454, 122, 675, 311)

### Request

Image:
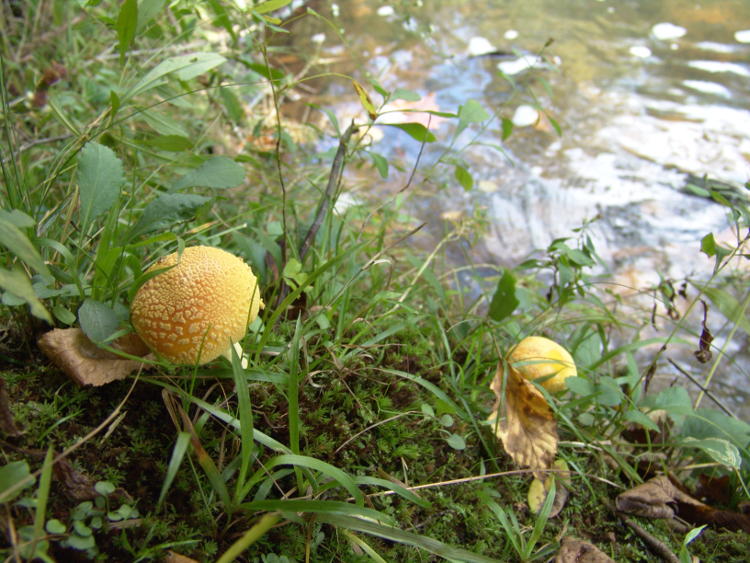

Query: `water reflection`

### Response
(283, 0, 750, 414)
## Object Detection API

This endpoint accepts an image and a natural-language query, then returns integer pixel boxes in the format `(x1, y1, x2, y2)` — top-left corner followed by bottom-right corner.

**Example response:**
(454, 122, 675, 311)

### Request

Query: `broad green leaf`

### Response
(446, 433, 466, 450)
(245, 61, 286, 81)
(488, 269, 519, 321)
(454, 164, 473, 191)
(0, 267, 52, 322)
(640, 386, 693, 416)
(129, 193, 209, 239)
(681, 437, 741, 469)
(145, 134, 193, 151)
(172, 156, 244, 190)
(125, 52, 227, 100)
(0, 217, 51, 278)
(116, 0, 138, 58)
(253, 0, 292, 14)
(0, 460, 33, 503)
(77, 142, 124, 229)
(140, 109, 188, 136)
(501, 117, 514, 140)
(78, 299, 123, 344)
(383, 123, 436, 143)
(459, 99, 490, 124)
(219, 87, 245, 123)
(392, 88, 421, 102)
(369, 152, 389, 179)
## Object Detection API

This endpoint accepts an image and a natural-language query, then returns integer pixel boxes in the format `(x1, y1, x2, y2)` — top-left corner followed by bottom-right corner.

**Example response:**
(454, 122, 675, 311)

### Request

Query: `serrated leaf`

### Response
(172, 156, 244, 190)
(383, 122, 436, 143)
(125, 52, 226, 100)
(77, 142, 124, 229)
(0, 267, 52, 322)
(116, 0, 138, 58)
(129, 193, 210, 239)
(78, 299, 122, 344)
(488, 269, 519, 321)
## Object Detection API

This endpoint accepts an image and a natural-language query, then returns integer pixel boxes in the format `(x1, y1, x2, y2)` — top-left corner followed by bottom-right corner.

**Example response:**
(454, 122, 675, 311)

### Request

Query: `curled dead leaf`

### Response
(616, 475, 750, 533)
(38, 328, 150, 386)
(489, 362, 558, 478)
(556, 537, 616, 563)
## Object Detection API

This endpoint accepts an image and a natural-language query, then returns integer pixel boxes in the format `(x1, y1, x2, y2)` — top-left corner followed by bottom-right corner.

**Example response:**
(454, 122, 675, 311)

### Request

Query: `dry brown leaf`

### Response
(38, 328, 150, 386)
(556, 537, 616, 563)
(616, 475, 750, 533)
(164, 551, 200, 563)
(489, 363, 558, 478)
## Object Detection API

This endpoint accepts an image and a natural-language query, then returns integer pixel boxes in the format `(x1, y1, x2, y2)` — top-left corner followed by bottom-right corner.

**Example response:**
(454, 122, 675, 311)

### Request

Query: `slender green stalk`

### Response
(215, 512, 280, 563)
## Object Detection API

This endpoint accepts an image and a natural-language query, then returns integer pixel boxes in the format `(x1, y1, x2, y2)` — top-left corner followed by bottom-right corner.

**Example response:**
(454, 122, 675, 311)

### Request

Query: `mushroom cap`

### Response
(130, 246, 264, 365)
(507, 336, 576, 392)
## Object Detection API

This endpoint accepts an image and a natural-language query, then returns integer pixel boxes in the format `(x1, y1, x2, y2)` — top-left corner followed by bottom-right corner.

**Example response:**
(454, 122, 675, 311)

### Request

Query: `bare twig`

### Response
(618, 514, 680, 563)
(299, 121, 358, 262)
(667, 359, 736, 417)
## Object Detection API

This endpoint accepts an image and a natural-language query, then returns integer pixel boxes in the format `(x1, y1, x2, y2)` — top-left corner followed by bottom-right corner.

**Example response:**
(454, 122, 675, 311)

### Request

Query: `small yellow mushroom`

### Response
(130, 246, 263, 365)
(507, 336, 576, 392)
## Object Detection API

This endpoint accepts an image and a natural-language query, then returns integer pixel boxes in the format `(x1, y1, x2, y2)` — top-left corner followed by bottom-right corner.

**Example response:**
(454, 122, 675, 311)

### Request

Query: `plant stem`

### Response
(215, 512, 281, 563)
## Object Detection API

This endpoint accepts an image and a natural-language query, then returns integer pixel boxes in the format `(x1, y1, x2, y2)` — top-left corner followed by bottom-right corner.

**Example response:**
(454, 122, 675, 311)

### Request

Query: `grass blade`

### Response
(157, 431, 191, 508)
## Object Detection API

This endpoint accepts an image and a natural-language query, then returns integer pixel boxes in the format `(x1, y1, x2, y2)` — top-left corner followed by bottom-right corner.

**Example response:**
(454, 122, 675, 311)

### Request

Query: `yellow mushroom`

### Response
(507, 336, 576, 392)
(130, 246, 264, 365)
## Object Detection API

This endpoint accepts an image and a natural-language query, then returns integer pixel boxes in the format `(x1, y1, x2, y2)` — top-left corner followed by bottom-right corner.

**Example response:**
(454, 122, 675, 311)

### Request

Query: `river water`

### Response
(282, 1, 750, 415)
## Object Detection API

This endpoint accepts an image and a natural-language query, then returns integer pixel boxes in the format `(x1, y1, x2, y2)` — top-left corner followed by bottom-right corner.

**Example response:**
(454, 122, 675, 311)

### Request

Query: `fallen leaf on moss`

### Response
(616, 475, 750, 533)
(38, 328, 150, 386)
(528, 459, 570, 516)
(489, 363, 558, 478)
(555, 537, 616, 562)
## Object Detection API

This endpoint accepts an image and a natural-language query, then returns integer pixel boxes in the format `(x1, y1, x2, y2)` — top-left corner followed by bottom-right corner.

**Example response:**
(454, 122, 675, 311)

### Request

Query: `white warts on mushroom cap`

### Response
(130, 246, 264, 365)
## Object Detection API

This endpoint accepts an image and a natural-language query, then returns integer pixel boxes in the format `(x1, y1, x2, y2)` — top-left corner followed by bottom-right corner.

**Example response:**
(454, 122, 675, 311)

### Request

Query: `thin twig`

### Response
(299, 121, 358, 262)
(618, 514, 680, 563)
(667, 359, 736, 417)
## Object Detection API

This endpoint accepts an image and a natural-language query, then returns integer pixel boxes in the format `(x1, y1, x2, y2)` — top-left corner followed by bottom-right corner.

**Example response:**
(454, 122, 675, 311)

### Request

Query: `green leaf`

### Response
(700, 285, 750, 335)
(0, 267, 52, 322)
(219, 87, 245, 124)
(145, 134, 193, 151)
(0, 208, 35, 228)
(501, 117, 514, 140)
(488, 269, 519, 321)
(0, 460, 33, 503)
(125, 52, 227, 100)
(383, 123, 436, 143)
(94, 481, 116, 496)
(172, 156, 244, 190)
(78, 299, 122, 344)
(454, 164, 473, 191)
(77, 142, 124, 229)
(459, 99, 491, 124)
(369, 152, 389, 179)
(157, 432, 191, 508)
(46, 519, 66, 534)
(136, 0, 167, 31)
(253, 0, 292, 14)
(680, 437, 741, 469)
(391, 88, 421, 102)
(0, 217, 51, 278)
(445, 433, 466, 450)
(245, 61, 286, 81)
(116, 0, 138, 58)
(129, 192, 210, 239)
